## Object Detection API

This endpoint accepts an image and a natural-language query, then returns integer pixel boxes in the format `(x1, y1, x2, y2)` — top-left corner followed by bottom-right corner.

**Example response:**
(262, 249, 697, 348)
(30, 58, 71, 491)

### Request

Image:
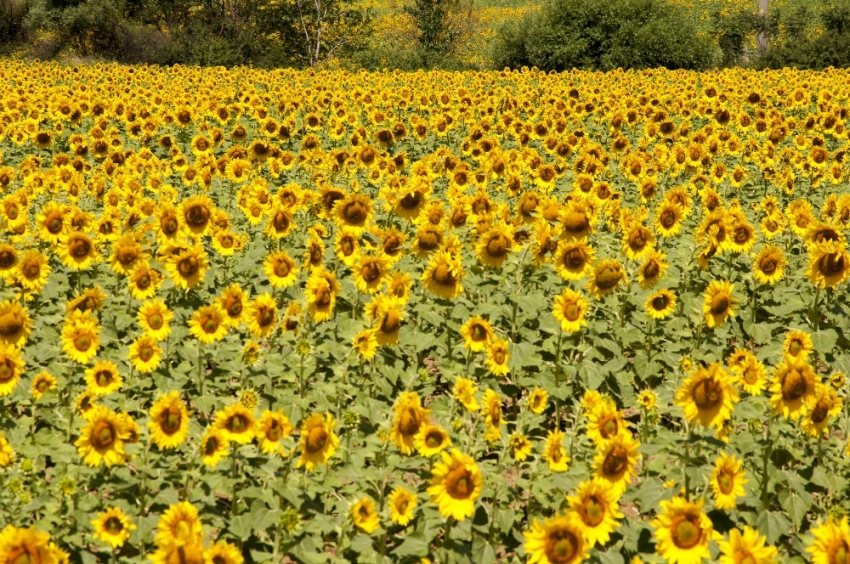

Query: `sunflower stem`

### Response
(760, 416, 773, 510)
(442, 517, 454, 560)
(683, 423, 692, 502)
(811, 286, 821, 332)
(197, 340, 205, 397)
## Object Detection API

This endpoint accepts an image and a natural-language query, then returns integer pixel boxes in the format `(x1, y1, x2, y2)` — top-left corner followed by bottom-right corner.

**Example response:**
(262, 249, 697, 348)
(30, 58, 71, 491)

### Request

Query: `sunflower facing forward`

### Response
(552, 288, 588, 333)
(768, 356, 818, 420)
(91, 507, 136, 549)
(388, 486, 418, 527)
(652, 496, 715, 564)
(74, 405, 129, 467)
(390, 392, 430, 455)
(675, 363, 739, 430)
(709, 452, 748, 510)
(567, 478, 623, 547)
(807, 516, 850, 564)
(297, 413, 339, 472)
(524, 513, 588, 564)
(427, 448, 482, 521)
(703, 280, 737, 328)
(147, 391, 190, 450)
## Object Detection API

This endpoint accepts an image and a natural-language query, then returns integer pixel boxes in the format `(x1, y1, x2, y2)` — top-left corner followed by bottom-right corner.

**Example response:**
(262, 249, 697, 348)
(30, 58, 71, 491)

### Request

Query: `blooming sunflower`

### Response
(783, 330, 814, 363)
(586, 401, 626, 447)
(15, 249, 50, 292)
(587, 259, 627, 299)
(147, 391, 190, 449)
(30, 371, 56, 400)
(524, 513, 588, 564)
(752, 245, 786, 285)
(200, 428, 230, 468)
(128, 264, 163, 300)
(655, 201, 685, 237)
(552, 289, 588, 333)
(61, 312, 100, 365)
(454, 377, 480, 412)
(734, 355, 768, 396)
(165, 244, 209, 290)
(84, 360, 122, 397)
(57, 232, 97, 270)
(246, 294, 278, 338)
(768, 356, 818, 420)
(335, 193, 373, 232)
(263, 251, 298, 289)
(567, 478, 624, 547)
(74, 405, 128, 467)
(560, 200, 595, 241)
(553, 240, 594, 281)
(703, 280, 737, 328)
(213, 402, 256, 445)
(459, 316, 494, 352)
(638, 390, 657, 411)
(807, 241, 850, 288)
(486, 339, 510, 377)
(297, 413, 339, 472)
(0, 300, 32, 348)
(802, 384, 842, 437)
(204, 541, 244, 564)
(179, 194, 215, 236)
(352, 329, 378, 360)
(645, 289, 677, 319)
(354, 254, 389, 294)
(422, 251, 464, 299)
(138, 299, 173, 341)
(718, 526, 778, 564)
(544, 429, 570, 472)
(91, 507, 135, 549)
(637, 250, 668, 289)
(109, 234, 146, 277)
(0, 345, 24, 397)
(623, 223, 656, 261)
(188, 304, 229, 344)
(476, 224, 514, 268)
(351, 497, 380, 534)
(255, 410, 293, 455)
(305, 271, 338, 323)
(652, 496, 715, 564)
(427, 449, 483, 521)
(807, 516, 850, 564)
(0, 526, 61, 564)
(128, 334, 162, 374)
(510, 434, 532, 461)
(155, 502, 203, 545)
(528, 388, 549, 414)
(482, 389, 502, 442)
(593, 432, 640, 497)
(710, 452, 748, 510)
(388, 486, 418, 527)
(390, 392, 430, 455)
(414, 423, 452, 457)
(675, 363, 739, 430)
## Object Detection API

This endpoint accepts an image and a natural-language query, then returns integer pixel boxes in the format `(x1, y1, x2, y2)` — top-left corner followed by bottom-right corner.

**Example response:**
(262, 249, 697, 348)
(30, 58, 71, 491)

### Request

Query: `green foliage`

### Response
(491, 0, 720, 71)
(758, 5, 850, 69)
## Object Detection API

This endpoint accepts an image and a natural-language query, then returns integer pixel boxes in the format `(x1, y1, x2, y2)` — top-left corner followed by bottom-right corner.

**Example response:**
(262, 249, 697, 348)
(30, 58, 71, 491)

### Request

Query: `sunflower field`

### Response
(2, 60, 850, 564)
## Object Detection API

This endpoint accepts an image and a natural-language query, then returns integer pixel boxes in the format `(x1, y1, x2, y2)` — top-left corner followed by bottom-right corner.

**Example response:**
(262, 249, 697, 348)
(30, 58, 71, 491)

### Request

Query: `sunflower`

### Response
(352, 329, 378, 360)
(587, 259, 627, 299)
(593, 432, 640, 497)
(30, 371, 57, 400)
(15, 250, 50, 292)
(144, 393, 188, 450)
(486, 339, 510, 377)
(128, 334, 162, 374)
(675, 363, 739, 430)
(246, 294, 278, 338)
(388, 486, 418, 527)
(0, 345, 24, 397)
(305, 271, 338, 323)
(91, 507, 135, 549)
(718, 527, 778, 564)
(802, 384, 842, 437)
(213, 402, 256, 445)
(350, 497, 381, 534)
(544, 429, 570, 472)
(413, 423, 452, 457)
(476, 224, 514, 268)
(752, 245, 786, 285)
(422, 251, 464, 299)
(218, 285, 247, 328)
(807, 516, 850, 564)
(0, 245, 19, 281)
(188, 304, 229, 344)
(204, 541, 244, 564)
(638, 390, 657, 411)
(0, 526, 61, 564)
(623, 223, 655, 261)
(526, 388, 549, 415)
(552, 289, 588, 333)
(129, 264, 163, 300)
(645, 289, 677, 319)
(155, 501, 203, 545)
(482, 389, 502, 442)
(586, 402, 626, 447)
(264, 251, 298, 289)
(390, 392, 430, 455)
(510, 434, 532, 461)
(427, 449, 482, 521)
(200, 428, 230, 468)
(710, 452, 748, 510)
(524, 513, 588, 564)
(255, 409, 293, 455)
(297, 413, 339, 472)
(560, 200, 594, 241)
(109, 234, 146, 276)
(354, 254, 388, 294)
(0, 432, 14, 467)
(728, 220, 757, 254)
(807, 241, 850, 288)
(138, 300, 173, 341)
(652, 496, 714, 564)
(783, 330, 813, 363)
(335, 193, 373, 232)
(553, 240, 594, 280)
(265, 208, 296, 240)
(57, 232, 97, 270)
(567, 478, 624, 547)
(638, 250, 668, 289)
(0, 300, 31, 349)
(74, 405, 128, 467)
(655, 202, 685, 237)
(734, 355, 768, 396)
(84, 360, 122, 397)
(75, 391, 98, 419)
(454, 377, 480, 412)
(179, 194, 215, 236)
(165, 244, 209, 290)
(768, 356, 818, 420)
(151, 541, 205, 564)
(61, 312, 100, 365)
(459, 316, 493, 352)
(703, 280, 737, 328)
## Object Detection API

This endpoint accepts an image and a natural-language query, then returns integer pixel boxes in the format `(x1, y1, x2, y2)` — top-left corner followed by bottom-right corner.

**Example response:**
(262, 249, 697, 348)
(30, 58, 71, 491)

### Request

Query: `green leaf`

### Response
(811, 329, 838, 355)
(228, 514, 253, 540)
(393, 534, 430, 557)
(349, 533, 375, 554)
(756, 510, 792, 545)
(472, 534, 497, 564)
(778, 490, 812, 530)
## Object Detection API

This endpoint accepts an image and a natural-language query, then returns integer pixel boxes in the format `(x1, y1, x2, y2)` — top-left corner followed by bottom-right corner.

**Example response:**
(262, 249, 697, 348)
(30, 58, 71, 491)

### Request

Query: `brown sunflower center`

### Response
(564, 303, 581, 322)
(74, 333, 92, 352)
(227, 414, 250, 433)
(92, 420, 116, 449)
(305, 426, 328, 453)
(563, 248, 587, 270)
(95, 369, 114, 387)
(544, 528, 580, 564)
(400, 191, 422, 210)
(35, 378, 51, 392)
(136, 273, 152, 290)
(0, 359, 15, 383)
(272, 211, 290, 233)
(781, 369, 808, 401)
(418, 231, 441, 251)
(47, 215, 64, 234)
(660, 210, 676, 228)
(580, 495, 606, 527)
(760, 257, 777, 275)
(204, 436, 220, 456)
(380, 310, 401, 334)
(671, 514, 703, 549)
(202, 314, 219, 334)
(629, 229, 647, 251)
(147, 313, 164, 330)
(811, 399, 831, 424)
(104, 516, 125, 534)
(70, 237, 92, 258)
(710, 294, 730, 316)
(178, 256, 199, 277)
(309, 244, 323, 265)
(117, 246, 138, 266)
(0, 312, 24, 337)
(652, 294, 670, 311)
(642, 260, 660, 280)
(315, 286, 332, 307)
(693, 378, 723, 410)
(563, 211, 589, 234)
(162, 214, 179, 236)
(717, 469, 734, 494)
(830, 540, 850, 564)
(425, 430, 444, 448)
(225, 296, 242, 316)
(433, 264, 456, 285)
(342, 201, 368, 224)
(23, 260, 40, 278)
(160, 407, 182, 434)
(0, 250, 15, 268)
(485, 234, 510, 258)
(602, 445, 628, 476)
(818, 252, 846, 277)
(266, 420, 282, 442)
(471, 323, 487, 342)
(599, 416, 618, 439)
(256, 306, 275, 327)
(445, 466, 475, 499)
(274, 259, 291, 278)
(398, 406, 421, 436)
(595, 265, 622, 291)
(138, 344, 154, 362)
(361, 262, 381, 283)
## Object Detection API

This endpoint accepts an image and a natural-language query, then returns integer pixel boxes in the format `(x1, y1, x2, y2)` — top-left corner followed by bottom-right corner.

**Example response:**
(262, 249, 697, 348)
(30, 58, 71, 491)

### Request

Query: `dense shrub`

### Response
(491, 0, 719, 72)
(758, 6, 850, 70)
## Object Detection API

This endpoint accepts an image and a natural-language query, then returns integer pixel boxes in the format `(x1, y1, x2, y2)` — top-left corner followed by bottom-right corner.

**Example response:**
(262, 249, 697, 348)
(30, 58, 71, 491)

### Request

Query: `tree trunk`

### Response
(757, 0, 768, 50)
